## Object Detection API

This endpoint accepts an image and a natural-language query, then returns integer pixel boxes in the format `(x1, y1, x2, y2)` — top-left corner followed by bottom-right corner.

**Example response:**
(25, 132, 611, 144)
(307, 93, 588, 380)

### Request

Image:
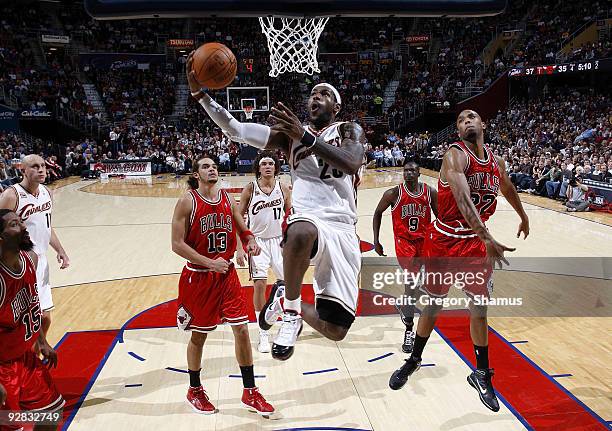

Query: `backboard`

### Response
(84, 0, 508, 19)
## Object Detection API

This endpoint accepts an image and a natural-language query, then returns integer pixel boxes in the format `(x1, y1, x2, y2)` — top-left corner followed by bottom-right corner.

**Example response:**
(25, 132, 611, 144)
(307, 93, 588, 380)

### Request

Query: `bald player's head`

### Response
(456, 109, 485, 143)
(21, 154, 47, 185)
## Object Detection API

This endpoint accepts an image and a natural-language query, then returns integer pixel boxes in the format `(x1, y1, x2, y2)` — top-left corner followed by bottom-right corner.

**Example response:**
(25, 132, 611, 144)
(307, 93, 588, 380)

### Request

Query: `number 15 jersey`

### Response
(290, 122, 361, 226)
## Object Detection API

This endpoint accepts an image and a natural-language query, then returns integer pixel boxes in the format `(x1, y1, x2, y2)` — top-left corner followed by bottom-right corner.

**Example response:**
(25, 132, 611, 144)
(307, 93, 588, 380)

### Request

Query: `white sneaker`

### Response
(259, 281, 285, 331)
(271, 311, 303, 361)
(257, 331, 271, 353)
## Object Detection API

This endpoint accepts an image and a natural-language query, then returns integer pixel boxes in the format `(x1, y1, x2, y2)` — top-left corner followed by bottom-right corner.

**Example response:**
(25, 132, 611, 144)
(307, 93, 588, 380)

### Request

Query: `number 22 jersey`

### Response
(434, 141, 500, 238)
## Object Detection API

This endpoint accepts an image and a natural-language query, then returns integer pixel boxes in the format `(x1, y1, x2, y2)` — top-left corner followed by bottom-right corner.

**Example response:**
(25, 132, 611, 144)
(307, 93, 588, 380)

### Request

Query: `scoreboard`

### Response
(508, 58, 611, 78)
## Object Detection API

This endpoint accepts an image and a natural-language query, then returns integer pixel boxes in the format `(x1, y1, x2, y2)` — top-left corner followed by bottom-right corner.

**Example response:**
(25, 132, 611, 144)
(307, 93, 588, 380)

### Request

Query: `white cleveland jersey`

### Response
(290, 121, 361, 225)
(13, 183, 52, 256)
(247, 179, 285, 239)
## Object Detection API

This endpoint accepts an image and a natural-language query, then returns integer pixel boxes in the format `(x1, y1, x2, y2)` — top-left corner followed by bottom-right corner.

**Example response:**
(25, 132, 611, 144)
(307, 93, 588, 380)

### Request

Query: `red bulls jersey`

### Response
(185, 189, 236, 264)
(0, 251, 40, 362)
(435, 141, 500, 238)
(391, 183, 432, 242)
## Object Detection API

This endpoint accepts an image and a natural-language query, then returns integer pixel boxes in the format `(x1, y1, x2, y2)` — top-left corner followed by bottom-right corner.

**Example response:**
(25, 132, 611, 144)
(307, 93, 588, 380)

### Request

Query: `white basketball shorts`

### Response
(249, 236, 284, 281)
(36, 252, 53, 311)
(286, 213, 361, 317)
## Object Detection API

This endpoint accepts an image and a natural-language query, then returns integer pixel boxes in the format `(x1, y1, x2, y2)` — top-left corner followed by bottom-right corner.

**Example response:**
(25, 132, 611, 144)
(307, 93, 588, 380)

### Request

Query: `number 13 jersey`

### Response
(434, 141, 500, 238)
(289, 122, 361, 226)
(185, 189, 236, 263)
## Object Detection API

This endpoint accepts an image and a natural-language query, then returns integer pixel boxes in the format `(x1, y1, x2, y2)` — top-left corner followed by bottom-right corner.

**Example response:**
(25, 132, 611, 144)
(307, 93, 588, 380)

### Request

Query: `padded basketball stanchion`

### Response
(259, 17, 329, 77)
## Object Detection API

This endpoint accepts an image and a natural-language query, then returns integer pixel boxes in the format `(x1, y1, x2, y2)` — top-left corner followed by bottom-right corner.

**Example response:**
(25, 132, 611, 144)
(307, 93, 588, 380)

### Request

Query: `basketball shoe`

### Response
(241, 387, 274, 416)
(401, 329, 415, 354)
(271, 311, 303, 361)
(186, 386, 216, 414)
(467, 368, 500, 412)
(257, 329, 271, 353)
(389, 357, 421, 390)
(259, 281, 285, 331)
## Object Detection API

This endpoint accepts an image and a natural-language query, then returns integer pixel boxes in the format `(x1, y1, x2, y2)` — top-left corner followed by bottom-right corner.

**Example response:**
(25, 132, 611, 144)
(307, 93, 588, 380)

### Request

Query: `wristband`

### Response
(239, 230, 254, 243)
(301, 130, 316, 148)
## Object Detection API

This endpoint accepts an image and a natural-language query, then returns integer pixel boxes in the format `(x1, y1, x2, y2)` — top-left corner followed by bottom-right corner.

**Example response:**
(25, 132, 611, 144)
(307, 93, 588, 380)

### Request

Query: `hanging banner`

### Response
(79, 53, 166, 70)
(0, 105, 19, 132)
(167, 39, 194, 48)
(42, 34, 70, 44)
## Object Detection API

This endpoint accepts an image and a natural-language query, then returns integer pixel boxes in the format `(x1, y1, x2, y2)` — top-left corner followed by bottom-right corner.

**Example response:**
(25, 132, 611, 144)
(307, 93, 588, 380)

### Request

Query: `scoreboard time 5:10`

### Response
(508, 58, 610, 78)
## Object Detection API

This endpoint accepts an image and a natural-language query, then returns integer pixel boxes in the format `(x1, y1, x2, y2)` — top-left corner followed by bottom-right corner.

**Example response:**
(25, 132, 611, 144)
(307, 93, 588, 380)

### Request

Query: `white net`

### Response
(259, 16, 330, 77)
(244, 106, 254, 120)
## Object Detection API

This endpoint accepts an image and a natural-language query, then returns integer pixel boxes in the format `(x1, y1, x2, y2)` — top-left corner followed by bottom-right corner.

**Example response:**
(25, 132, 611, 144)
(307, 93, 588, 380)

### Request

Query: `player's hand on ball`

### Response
(38, 339, 58, 369)
(269, 102, 305, 141)
(374, 242, 386, 256)
(185, 51, 202, 95)
(210, 257, 230, 274)
(236, 248, 247, 267)
(484, 237, 515, 269)
(57, 251, 70, 269)
(0, 383, 6, 405)
(246, 238, 261, 257)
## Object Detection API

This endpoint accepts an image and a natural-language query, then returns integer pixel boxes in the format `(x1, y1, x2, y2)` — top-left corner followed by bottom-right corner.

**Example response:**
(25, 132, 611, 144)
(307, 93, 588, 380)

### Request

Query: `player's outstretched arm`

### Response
(496, 157, 529, 239)
(171, 193, 228, 272)
(442, 148, 514, 266)
(373, 186, 399, 256)
(269, 102, 365, 175)
(186, 52, 290, 153)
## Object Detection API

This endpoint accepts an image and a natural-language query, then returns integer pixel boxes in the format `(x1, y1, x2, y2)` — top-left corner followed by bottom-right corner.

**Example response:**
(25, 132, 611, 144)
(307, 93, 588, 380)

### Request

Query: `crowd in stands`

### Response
(421, 88, 612, 211)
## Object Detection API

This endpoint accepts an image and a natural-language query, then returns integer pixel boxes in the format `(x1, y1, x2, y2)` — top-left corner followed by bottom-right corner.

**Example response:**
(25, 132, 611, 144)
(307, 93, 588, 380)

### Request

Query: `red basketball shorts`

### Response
(421, 226, 493, 299)
(395, 237, 426, 273)
(0, 350, 64, 431)
(177, 264, 249, 333)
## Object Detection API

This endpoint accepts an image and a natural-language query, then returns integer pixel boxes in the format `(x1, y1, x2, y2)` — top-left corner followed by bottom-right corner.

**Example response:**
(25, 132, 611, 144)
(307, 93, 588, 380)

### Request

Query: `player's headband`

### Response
(313, 83, 342, 106)
(259, 157, 275, 166)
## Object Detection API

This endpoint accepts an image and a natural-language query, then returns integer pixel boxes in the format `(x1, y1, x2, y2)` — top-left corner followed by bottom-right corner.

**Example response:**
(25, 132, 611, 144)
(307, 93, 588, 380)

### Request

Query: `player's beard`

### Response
(463, 129, 479, 143)
(311, 110, 333, 130)
(19, 234, 34, 252)
(207, 178, 218, 184)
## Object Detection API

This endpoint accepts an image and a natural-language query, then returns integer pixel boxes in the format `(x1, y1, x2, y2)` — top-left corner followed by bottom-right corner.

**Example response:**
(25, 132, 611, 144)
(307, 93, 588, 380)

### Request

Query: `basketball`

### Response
(191, 42, 237, 90)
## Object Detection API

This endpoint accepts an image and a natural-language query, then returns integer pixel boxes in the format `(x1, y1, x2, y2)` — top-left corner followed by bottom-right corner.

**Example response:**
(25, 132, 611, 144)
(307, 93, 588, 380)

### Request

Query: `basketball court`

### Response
(44, 169, 611, 430)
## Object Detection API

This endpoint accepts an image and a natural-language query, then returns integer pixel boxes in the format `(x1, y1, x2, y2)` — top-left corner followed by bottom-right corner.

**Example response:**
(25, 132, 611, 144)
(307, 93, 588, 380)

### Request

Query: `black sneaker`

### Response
(401, 329, 415, 354)
(259, 281, 285, 331)
(467, 368, 500, 412)
(389, 358, 421, 390)
(394, 303, 411, 327)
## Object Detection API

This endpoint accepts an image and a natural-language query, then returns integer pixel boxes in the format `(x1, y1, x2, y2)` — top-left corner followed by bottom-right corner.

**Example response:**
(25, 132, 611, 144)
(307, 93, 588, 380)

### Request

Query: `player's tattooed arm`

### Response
(496, 156, 529, 239)
(269, 102, 364, 174)
(280, 182, 292, 215)
(372, 186, 399, 256)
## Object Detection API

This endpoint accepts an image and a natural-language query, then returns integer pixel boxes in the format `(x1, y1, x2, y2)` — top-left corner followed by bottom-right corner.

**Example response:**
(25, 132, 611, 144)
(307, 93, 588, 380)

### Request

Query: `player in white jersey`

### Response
(236, 151, 292, 353)
(187, 51, 365, 361)
(0, 154, 70, 335)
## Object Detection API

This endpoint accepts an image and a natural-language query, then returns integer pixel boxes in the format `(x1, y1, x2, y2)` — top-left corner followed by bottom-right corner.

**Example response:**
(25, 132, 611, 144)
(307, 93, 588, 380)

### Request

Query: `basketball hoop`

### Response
(244, 106, 254, 120)
(259, 16, 329, 77)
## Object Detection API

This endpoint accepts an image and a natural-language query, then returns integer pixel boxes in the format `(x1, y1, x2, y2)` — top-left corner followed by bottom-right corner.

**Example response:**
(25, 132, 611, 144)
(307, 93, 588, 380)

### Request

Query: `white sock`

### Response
(255, 310, 260, 322)
(284, 296, 302, 314)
